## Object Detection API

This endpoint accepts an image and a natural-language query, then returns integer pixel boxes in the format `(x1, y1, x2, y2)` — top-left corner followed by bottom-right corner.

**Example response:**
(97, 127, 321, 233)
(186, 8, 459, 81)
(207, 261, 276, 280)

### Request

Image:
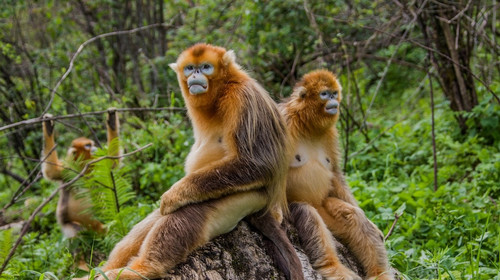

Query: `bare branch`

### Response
(1, 144, 58, 212)
(0, 107, 186, 133)
(384, 212, 402, 241)
(40, 19, 179, 117)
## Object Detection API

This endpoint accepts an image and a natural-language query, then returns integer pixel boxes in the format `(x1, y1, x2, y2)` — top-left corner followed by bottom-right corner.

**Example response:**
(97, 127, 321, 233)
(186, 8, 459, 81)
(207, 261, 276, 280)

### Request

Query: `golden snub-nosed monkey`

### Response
(42, 108, 120, 238)
(281, 70, 394, 280)
(83, 44, 303, 280)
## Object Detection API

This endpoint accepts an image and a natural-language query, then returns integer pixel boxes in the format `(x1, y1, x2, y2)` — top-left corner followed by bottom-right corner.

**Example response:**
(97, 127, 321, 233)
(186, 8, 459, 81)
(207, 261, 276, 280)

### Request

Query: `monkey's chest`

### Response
(185, 134, 227, 174)
(286, 143, 333, 206)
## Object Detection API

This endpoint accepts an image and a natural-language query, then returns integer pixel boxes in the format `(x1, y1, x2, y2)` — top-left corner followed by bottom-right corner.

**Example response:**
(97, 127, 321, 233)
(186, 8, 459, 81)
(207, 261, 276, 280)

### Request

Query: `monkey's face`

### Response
(169, 44, 227, 95)
(67, 137, 96, 162)
(170, 44, 240, 109)
(291, 70, 342, 129)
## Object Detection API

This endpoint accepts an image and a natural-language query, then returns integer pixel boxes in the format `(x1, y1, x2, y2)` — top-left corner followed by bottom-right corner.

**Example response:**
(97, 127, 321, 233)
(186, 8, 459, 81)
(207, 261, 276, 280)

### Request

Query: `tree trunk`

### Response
(159, 219, 366, 280)
(417, 0, 479, 132)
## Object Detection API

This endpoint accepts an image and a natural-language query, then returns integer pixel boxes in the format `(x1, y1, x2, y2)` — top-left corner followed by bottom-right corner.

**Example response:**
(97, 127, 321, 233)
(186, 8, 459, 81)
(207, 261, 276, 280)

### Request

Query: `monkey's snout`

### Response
(188, 77, 208, 95)
(325, 101, 339, 115)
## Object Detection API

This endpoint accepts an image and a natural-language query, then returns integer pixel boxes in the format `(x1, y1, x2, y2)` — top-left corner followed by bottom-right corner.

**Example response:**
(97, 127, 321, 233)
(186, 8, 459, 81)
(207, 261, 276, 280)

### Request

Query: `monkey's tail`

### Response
(247, 211, 304, 280)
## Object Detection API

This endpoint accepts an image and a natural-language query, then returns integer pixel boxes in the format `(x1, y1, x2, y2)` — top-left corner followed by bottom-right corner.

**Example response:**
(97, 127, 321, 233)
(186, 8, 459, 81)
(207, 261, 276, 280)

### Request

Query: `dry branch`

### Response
(0, 107, 185, 133)
(40, 20, 178, 117)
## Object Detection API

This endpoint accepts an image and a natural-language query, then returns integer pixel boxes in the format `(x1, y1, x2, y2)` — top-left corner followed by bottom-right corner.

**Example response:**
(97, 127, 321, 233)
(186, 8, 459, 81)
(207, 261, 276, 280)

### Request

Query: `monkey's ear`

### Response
(292, 86, 307, 99)
(223, 50, 236, 66)
(169, 63, 178, 72)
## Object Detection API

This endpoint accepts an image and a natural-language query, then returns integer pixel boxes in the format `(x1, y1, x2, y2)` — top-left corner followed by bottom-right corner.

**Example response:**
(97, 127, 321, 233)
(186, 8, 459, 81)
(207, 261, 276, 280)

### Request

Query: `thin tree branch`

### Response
(41, 19, 178, 117)
(428, 65, 438, 192)
(384, 212, 402, 241)
(0, 107, 185, 132)
(1, 145, 58, 212)
(314, 14, 500, 102)
(0, 143, 153, 276)
(110, 171, 120, 213)
(364, 0, 429, 125)
(0, 169, 25, 184)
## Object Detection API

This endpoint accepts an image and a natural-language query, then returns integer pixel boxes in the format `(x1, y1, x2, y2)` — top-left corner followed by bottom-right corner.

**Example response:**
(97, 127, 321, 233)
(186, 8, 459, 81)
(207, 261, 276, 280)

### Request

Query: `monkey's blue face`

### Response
(183, 63, 215, 95)
(319, 90, 339, 115)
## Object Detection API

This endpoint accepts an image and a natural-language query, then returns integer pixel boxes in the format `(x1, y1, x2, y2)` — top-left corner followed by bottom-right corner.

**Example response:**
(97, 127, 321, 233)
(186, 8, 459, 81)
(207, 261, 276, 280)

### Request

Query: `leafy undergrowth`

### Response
(1, 99, 499, 280)
(346, 97, 500, 280)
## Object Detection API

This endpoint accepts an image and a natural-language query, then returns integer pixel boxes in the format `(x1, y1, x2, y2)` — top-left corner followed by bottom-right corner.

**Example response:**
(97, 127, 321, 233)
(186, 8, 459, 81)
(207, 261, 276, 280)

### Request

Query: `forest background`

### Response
(0, 0, 499, 279)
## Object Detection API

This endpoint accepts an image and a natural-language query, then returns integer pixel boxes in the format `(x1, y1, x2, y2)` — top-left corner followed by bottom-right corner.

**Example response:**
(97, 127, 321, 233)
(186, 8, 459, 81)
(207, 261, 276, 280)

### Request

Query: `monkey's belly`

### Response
(65, 191, 96, 226)
(185, 136, 226, 173)
(287, 161, 333, 207)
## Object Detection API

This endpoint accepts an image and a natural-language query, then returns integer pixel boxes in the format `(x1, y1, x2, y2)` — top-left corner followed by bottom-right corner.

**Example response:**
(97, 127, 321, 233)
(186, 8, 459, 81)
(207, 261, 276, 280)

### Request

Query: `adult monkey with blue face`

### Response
(79, 44, 303, 280)
(281, 70, 394, 280)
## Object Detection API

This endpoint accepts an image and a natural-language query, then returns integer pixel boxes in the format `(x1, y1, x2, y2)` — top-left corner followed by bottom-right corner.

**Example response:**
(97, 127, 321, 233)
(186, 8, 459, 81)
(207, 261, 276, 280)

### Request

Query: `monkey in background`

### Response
(42, 108, 120, 237)
(281, 70, 393, 280)
(80, 44, 303, 280)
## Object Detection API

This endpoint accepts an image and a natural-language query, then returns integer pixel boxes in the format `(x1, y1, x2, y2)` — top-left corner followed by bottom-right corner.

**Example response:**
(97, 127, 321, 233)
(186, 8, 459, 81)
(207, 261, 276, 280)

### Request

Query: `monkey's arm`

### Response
(330, 170, 359, 207)
(42, 114, 64, 181)
(161, 98, 287, 215)
(160, 157, 268, 215)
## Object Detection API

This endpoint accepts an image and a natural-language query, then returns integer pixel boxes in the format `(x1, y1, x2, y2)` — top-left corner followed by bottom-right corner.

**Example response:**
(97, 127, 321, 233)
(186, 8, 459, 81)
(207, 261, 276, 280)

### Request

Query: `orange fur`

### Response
(87, 44, 302, 280)
(282, 70, 393, 280)
(162, 43, 290, 216)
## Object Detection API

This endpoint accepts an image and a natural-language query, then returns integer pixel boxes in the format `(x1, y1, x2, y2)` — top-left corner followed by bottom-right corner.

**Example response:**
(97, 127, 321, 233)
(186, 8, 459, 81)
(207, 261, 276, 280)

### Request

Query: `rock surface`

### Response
(161, 219, 365, 280)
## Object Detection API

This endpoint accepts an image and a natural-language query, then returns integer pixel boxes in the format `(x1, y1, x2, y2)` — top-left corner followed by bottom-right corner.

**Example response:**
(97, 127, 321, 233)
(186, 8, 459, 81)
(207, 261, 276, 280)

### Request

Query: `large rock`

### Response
(162, 219, 365, 279)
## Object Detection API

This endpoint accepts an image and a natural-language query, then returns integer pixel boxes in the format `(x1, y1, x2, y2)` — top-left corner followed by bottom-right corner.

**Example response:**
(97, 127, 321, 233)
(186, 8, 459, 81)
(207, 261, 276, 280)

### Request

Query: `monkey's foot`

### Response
(159, 191, 183, 215)
(159, 181, 192, 215)
(367, 271, 395, 280)
(318, 262, 361, 280)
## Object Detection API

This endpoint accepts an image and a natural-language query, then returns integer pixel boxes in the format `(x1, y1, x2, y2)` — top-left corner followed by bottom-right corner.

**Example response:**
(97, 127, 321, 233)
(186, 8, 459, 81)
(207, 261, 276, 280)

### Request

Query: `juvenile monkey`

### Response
(281, 70, 393, 280)
(42, 109, 120, 237)
(87, 44, 302, 280)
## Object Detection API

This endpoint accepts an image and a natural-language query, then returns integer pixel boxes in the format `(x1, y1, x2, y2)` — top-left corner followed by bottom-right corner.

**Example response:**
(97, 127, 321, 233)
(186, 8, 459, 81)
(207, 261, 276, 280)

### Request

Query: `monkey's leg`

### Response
(56, 189, 82, 238)
(319, 198, 394, 280)
(248, 210, 304, 280)
(65, 190, 106, 235)
(98, 190, 267, 280)
(42, 114, 64, 180)
(101, 209, 161, 270)
(290, 202, 361, 280)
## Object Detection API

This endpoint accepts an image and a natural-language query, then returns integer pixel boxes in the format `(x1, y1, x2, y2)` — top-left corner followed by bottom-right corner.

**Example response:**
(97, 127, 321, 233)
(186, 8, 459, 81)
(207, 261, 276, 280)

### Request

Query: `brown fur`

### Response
(42, 109, 120, 237)
(282, 70, 393, 280)
(86, 44, 302, 280)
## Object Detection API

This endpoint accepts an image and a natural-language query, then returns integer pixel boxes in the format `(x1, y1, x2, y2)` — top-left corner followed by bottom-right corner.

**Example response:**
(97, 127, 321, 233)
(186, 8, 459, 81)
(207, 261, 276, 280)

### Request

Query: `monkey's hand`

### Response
(160, 179, 192, 215)
(42, 113, 55, 137)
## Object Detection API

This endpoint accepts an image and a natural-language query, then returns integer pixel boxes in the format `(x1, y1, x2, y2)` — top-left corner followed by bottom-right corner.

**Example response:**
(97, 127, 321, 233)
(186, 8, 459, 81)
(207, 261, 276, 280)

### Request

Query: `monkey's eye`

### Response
(183, 65, 195, 76)
(84, 143, 92, 151)
(200, 63, 214, 75)
(319, 91, 330, 100)
(332, 91, 338, 99)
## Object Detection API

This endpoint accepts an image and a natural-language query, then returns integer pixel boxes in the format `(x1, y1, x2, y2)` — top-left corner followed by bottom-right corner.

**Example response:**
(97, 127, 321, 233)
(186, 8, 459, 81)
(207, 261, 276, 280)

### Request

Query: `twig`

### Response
(0, 143, 152, 276)
(364, 0, 429, 125)
(40, 20, 178, 117)
(384, 213, 402, 241)
(0, 169, 25, 184)
(0, 107, 185, 132)
(428, 66, 438, 192)
(314, 14, 500, 102)
(1, 145, 58, 212)
(110, 171, 120, 213)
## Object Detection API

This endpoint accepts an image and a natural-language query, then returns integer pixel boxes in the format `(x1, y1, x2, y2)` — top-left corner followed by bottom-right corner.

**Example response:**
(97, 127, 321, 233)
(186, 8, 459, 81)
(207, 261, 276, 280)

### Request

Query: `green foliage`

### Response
(0, 0, 499, 279)
(345, 93, 500, 280)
